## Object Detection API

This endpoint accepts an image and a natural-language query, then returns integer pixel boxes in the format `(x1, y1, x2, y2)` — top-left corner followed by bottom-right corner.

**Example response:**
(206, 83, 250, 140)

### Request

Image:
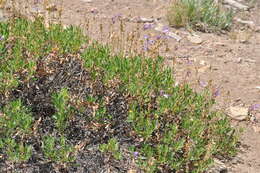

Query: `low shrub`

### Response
(167, 0, 234, 32)
(0, 17, 238, 172)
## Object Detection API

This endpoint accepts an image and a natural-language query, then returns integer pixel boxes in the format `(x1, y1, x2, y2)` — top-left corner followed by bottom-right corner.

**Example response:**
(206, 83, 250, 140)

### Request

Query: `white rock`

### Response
(167, 32, 182, 42)
(244, 59, 256, 63)
(188, 35, 203, 44)
(235, 18, 254, 26)
(223, 0, 249, 10)
(229, 106, 248, 121)
(137, 17, 154, 23)
(82, 0, 93, 2)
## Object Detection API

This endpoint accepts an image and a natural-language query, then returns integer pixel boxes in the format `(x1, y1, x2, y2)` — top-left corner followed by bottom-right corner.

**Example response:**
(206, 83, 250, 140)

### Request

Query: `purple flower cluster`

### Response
(162, 26, 170, 33)
(143, 23, 154, 30)
(213, 87, 220, 97)
(143, 35, 155, 51)
(133, 151, 139, 158)
(249, 104, 260, 112)
(199, 80, 207, 87)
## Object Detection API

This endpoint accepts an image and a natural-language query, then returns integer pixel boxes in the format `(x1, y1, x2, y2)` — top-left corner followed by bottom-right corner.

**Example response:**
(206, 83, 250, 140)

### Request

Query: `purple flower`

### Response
(133, 151, 139, 158)
(148, 39, 155, 45)
(162, 35, 171, 39)
(143, 44, 149, 51)
(186, 59, 193, 65)
(155, 35, 162, 40)
(0, 35, 4, 41)
(159, 90, 164, 95)
(213, 88, 220, 97)
(143, 23, 153, 30)
(162, 26, 170, 33)
(249, 104, 260, 111)
(144, 35, 150, 40)
(143, 35, 150, 51)
(199, 80, 207, 87)
(156, 34, 171, 40)
(143, 35, 156, 51)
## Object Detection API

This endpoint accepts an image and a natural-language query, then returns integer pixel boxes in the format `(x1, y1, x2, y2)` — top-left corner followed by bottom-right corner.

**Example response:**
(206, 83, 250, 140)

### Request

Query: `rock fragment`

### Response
(154, 23, 182, 41)
(229, 106, 248, 121)
(187, 35, 203, 44)
(137, 17, 154, 23)
(224, 0, 249, 10)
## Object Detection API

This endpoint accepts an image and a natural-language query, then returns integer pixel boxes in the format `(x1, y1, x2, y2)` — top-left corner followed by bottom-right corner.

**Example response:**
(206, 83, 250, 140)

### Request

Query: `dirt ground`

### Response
(3, 0, 260, 172)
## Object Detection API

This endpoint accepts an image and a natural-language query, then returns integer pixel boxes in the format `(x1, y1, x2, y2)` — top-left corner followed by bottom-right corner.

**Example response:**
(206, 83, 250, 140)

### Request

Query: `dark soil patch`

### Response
(0, 53, 141, 172)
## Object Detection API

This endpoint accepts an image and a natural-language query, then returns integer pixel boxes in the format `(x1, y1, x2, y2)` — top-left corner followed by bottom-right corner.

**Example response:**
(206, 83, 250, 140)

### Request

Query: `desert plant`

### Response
(42, 135, 75, 163)
(0, 99, 33, 163)
(81, 44, 238, 172)
(0, 15, 238, 172)
(0, 17, 86, 94)
(4, 138, 32, 163)
(0, 99, 33, 137)
(52, 88, 72, 132)
(167, 0, 233, 32)
(99, 138, 122, 160)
